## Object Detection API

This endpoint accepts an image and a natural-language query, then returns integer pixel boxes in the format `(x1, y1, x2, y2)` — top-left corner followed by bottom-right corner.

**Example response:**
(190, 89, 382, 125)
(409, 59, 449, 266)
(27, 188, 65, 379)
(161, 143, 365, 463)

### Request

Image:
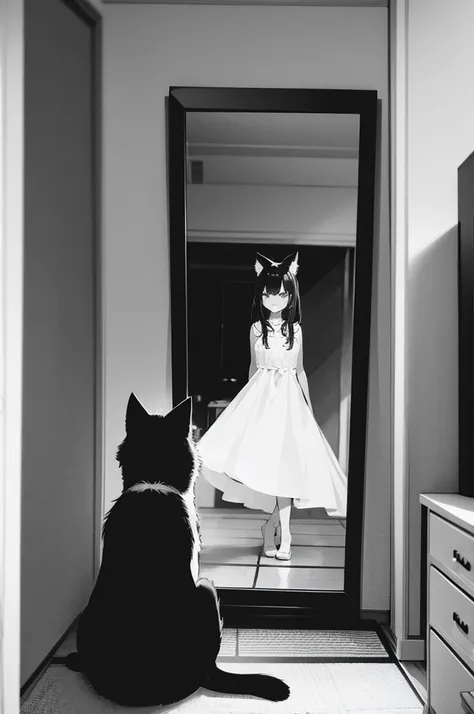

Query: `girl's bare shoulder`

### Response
(251, 321, 263, 336)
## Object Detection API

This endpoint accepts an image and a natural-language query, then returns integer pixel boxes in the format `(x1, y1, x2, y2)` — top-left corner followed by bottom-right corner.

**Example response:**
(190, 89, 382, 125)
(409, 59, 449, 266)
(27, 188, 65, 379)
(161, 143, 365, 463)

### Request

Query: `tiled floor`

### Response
(199, 507, 346, 590)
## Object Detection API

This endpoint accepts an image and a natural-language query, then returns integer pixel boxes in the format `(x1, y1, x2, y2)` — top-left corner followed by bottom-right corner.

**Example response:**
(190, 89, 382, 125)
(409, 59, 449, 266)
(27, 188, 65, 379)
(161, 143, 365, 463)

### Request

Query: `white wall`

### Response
(187, 153, 358, 243)
(102, 3, 390, 610)
(405, 0, 474, 636)
(187, 154, 359, 187)
(187, 184, 357, 244)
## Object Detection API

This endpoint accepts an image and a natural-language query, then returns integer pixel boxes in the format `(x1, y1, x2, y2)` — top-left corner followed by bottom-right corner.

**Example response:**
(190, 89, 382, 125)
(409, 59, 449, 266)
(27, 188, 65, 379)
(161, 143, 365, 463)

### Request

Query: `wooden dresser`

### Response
(421, 494, 474, 714)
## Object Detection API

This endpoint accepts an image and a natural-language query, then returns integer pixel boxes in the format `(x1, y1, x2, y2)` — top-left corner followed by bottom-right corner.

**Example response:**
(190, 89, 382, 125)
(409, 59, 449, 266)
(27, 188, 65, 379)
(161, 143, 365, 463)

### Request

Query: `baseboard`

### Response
(360, 609, 390, 624)
(381, 625, 425, 661)
(397, 638, 425, 661)
(20, 614, 81, 703)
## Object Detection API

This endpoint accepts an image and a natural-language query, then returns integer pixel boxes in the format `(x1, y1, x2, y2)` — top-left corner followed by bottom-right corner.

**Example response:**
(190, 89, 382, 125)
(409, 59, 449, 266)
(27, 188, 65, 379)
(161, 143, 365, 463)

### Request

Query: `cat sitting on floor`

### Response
(58, 393, 290, 707)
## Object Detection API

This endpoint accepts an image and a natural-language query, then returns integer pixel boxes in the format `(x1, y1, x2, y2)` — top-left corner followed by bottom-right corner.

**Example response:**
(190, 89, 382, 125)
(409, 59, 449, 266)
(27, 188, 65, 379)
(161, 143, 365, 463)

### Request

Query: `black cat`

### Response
(59, 394, 290, 706)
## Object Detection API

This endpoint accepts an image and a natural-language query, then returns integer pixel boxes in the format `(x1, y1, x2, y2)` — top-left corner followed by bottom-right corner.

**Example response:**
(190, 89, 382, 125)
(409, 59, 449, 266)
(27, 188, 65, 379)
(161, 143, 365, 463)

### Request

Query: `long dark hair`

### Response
(250, 252, 301, 350)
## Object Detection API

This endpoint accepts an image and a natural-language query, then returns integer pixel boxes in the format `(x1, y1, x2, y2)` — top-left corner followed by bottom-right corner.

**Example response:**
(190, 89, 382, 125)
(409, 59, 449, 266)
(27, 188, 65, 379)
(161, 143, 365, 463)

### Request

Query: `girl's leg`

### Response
(261, 498, 279, 556)
(277, 496, 292, 554)
(266, 501, 280, 527)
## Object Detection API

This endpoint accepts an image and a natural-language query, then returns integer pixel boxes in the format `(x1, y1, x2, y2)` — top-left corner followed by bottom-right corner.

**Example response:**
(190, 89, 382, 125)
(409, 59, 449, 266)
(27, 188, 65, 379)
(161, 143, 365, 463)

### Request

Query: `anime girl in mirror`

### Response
(197, 252, 347, 561)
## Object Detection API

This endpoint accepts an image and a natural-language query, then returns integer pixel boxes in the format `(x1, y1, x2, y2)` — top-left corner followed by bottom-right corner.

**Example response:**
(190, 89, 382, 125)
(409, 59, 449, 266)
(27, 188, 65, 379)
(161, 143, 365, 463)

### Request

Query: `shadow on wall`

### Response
(407, 224, 459, 496)
(303, 261, 345, 456)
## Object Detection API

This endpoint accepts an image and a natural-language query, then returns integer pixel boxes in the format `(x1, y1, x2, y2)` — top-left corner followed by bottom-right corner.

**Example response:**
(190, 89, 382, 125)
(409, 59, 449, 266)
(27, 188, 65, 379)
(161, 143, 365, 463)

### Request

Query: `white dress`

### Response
(197, 321, 348, 517)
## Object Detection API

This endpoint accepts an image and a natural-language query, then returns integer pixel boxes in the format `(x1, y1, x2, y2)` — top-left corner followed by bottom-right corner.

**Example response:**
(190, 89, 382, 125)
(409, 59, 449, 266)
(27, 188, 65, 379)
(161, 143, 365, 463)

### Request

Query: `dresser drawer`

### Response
(430, 566, 474, 666)
(430, 629, 474, 714)
(430, 513, 474, 589)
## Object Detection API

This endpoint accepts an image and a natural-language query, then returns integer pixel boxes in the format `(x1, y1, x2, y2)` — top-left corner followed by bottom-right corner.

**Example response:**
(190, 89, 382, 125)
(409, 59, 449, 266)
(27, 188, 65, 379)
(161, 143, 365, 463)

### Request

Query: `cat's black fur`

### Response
(59, 393, 290, 706)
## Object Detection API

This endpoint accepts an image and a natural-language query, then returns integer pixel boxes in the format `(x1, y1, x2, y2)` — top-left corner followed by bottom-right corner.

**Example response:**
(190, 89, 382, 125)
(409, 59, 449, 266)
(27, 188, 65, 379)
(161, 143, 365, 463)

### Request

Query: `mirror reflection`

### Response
(186, 112, 359, 591)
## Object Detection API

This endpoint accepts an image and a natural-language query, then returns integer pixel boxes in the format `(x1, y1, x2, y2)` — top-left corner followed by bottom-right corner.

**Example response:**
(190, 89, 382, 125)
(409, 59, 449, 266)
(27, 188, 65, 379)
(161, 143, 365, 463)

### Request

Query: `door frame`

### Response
(66, 0, 105, 585)
(62, 0, 105, 584)
(0, 0, 25, 710)
(389, 0, 411, 657)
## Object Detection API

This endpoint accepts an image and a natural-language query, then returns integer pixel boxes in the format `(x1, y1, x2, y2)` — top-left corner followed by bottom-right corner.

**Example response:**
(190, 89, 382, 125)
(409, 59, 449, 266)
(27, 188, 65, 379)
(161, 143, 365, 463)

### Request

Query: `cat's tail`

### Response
(204, 663, 290, 702)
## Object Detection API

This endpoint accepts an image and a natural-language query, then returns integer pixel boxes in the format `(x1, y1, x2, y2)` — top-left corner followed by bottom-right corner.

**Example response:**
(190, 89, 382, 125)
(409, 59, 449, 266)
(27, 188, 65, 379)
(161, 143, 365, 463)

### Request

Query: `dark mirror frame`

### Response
(168, 86, 378, 627)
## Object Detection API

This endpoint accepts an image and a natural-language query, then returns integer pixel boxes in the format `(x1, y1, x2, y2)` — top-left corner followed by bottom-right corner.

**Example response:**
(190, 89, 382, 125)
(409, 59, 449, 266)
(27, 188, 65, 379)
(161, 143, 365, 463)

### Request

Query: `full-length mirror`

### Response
(168, 88, 377, 624)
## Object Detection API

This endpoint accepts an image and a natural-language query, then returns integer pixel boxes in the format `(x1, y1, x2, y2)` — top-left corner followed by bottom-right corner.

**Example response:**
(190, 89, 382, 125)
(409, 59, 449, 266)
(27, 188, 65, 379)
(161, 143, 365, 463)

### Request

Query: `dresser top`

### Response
(420, 493, 474, 533)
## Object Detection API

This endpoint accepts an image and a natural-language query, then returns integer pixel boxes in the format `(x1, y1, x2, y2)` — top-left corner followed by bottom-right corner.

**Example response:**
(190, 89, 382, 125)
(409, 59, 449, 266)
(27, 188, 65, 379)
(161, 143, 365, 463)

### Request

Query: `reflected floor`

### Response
(199, 508, 346, 591)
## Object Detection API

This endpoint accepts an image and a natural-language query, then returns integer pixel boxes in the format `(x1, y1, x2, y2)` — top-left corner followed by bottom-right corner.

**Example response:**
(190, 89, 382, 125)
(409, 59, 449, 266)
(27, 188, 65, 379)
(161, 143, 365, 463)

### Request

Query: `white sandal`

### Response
(275, 547, 292, 561)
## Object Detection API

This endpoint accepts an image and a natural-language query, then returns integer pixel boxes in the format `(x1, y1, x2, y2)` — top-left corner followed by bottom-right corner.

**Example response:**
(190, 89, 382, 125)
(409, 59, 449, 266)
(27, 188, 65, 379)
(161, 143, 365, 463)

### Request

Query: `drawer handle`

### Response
(453, 549, 471, 571)
(453, 611, 469, 635)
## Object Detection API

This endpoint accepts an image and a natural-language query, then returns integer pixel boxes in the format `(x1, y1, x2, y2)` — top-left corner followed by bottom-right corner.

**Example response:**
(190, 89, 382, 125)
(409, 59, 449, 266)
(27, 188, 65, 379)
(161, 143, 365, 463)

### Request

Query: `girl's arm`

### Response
(295, 325, 314, 414)
(248, 324, 259, 381)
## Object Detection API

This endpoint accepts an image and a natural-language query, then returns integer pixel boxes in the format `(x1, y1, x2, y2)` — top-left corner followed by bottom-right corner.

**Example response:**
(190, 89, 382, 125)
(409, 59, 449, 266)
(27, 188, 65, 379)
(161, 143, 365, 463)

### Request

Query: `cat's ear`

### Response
(255, 252, 275, 276)
(281, 251, 299, 276)
(125, 393, 149, 433)
(165, 397, 192, 435)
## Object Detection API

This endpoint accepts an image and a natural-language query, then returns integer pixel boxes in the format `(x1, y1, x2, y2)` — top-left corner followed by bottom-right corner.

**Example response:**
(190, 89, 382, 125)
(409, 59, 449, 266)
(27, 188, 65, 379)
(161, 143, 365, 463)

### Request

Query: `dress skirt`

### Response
(197, 365, 348, 518)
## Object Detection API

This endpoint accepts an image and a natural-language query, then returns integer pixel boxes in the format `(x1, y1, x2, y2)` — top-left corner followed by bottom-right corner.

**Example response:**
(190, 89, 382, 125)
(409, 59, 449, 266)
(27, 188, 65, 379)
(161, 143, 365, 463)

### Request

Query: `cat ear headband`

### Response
(254, 251, 299, 277)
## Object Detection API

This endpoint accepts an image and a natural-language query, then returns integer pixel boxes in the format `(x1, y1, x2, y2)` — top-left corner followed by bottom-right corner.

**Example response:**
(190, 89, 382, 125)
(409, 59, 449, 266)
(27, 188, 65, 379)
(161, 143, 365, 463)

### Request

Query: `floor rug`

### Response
(22, 661, 423, 714)
(219, 629, 391, 661)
